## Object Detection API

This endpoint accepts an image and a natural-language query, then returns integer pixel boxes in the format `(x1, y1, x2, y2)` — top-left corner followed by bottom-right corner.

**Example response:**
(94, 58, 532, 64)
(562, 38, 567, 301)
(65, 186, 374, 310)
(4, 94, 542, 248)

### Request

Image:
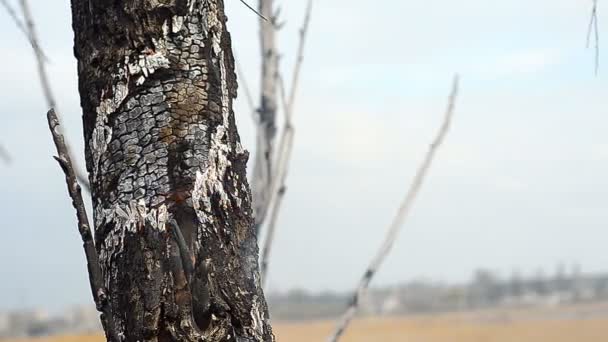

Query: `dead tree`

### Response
(237, 0, 312, 285)
(251, 0, 279, 234)
(64, 0, 273, 341)
(259, 1, 312, 285)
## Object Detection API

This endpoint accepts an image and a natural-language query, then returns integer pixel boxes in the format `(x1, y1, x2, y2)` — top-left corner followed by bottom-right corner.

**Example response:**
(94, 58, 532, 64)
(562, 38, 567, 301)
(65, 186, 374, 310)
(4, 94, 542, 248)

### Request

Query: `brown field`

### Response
(6, 304, 608, 342)
(6, 318, 608, 342)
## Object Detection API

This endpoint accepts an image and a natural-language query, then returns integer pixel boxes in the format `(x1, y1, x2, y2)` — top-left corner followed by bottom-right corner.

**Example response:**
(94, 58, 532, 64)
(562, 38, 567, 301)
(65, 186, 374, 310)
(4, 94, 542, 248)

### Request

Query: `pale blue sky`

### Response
(0, 0, 607, 311)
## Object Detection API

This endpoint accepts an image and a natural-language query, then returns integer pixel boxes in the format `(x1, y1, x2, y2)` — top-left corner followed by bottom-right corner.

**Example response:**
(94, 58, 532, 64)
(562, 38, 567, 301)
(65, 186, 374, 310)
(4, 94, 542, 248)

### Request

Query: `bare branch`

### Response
(1, 0, 26, 37)
(251, 0, 280, 235)
(13, 0, 90, 191)
(47, 109, 118, 342)
(18, 0, 54, 107)
(586, 0, 600, 74)
(327, 75, 460, 342)
(259, 76, 293, 287)
(0, 0, 47, 61)
(18, 0, 108, 334)
(285, 0, 312, 121)
(239, 0, 268, 21)
(0, 143, 12, 164)
(259, 0, 313, 285)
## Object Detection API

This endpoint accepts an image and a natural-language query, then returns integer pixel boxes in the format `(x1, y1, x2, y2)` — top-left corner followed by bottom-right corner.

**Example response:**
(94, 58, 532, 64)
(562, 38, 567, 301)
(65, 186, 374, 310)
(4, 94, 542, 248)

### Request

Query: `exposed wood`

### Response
(69, 0, 273, 340)
(328, 76, 461, 342)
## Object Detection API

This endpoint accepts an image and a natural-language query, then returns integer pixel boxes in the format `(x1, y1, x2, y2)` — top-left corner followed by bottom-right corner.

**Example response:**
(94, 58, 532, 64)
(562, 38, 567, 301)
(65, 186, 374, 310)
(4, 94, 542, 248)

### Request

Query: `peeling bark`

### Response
(70, 1, 273, 341)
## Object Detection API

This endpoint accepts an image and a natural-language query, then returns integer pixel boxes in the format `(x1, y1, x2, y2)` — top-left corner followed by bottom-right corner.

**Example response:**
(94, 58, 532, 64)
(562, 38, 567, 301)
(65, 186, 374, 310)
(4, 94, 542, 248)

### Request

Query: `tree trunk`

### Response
(69, 1, 273, 341)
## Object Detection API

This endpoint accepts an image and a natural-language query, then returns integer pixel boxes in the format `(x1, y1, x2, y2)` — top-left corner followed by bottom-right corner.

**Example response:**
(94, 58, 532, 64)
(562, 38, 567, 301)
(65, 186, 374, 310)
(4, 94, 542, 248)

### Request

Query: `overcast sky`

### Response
(1, 0, 607, 311)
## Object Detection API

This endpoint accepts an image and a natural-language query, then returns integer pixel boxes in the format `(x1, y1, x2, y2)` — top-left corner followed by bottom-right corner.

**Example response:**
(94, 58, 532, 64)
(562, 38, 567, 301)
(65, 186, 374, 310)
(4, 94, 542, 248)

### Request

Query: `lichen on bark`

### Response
(70, 0, 273, 340)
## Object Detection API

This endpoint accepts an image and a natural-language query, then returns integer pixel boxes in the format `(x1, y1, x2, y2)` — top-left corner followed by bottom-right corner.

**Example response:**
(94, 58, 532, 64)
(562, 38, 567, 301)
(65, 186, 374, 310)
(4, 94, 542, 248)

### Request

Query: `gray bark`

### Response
(69, 0, 273, 341)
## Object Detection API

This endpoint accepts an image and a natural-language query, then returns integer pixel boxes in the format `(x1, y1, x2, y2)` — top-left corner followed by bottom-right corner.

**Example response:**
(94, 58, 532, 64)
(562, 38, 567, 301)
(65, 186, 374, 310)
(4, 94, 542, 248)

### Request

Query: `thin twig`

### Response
(327, 75, 460, 342)
(47, 109, 118, 342)
(239, 0, 268, 21)
(18, 0, 54, 108)
(15, 0, 90, 191)
(18, 0, 112, 337)
(1, 0, 27, 38)
(259, 76, 293, 287)
(286, 0, 312, 121)
(0, 0, 47, 61)
(0, 143, 12, 164)
(586, 0, 600, 74)
(259, 0, 312, 285)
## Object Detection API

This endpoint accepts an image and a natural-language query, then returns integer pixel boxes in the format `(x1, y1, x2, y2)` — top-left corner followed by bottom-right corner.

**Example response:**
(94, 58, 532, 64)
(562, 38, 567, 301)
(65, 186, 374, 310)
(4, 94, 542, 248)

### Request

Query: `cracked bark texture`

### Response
(70, 1, 273, 341)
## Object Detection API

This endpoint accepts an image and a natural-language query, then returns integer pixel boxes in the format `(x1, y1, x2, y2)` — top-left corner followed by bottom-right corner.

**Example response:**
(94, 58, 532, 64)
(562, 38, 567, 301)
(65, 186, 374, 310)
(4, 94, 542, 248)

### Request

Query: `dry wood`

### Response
(46, 108, 119, 341)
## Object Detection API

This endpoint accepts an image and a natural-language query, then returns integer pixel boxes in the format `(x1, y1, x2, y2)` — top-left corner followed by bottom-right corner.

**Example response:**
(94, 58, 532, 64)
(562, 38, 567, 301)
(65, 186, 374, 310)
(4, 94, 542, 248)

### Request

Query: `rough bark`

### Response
(69, 1, 273, 341)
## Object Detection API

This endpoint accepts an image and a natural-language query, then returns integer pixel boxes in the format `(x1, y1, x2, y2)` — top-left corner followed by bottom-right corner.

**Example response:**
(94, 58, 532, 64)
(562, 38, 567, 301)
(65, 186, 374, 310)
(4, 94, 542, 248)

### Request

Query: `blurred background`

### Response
(1, 0, 608, 341)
